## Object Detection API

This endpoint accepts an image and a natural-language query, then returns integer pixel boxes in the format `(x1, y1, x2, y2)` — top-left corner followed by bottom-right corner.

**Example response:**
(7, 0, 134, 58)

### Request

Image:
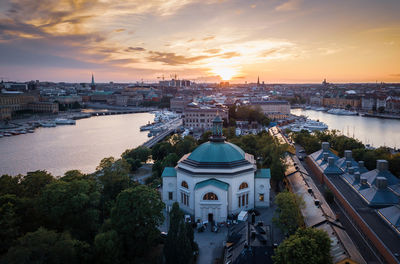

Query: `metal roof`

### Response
(161, 167, 176, 177)
(194, 178, 229, 191)
(255, 169, 271, 178)
(187, 141, 245, 163)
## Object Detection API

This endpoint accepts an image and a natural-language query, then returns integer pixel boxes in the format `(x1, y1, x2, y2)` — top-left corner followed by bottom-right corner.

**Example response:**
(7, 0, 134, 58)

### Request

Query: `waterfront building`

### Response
(251, 100, 290, 120)
(183, 103, 228, 131)
(162, 116, 270, 223)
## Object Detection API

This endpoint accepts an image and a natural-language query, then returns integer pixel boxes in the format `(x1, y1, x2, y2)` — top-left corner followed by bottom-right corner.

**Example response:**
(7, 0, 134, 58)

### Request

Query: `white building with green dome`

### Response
(162, 116, 270, 223)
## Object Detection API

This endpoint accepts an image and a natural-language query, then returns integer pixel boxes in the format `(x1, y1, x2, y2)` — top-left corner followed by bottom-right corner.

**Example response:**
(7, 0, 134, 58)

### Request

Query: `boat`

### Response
(148, 132, 153, 137)
(4, 133, 12, 136)
(40, 122, 56, 127)
(327, 109, 357, 115)
(55, 118, 76, 125)
(303, 120, 328, 131)
(140, 123, 154, 131)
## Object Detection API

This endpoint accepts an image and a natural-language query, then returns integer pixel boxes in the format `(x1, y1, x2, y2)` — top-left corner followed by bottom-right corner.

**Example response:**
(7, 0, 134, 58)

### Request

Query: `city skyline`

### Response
(0, 0, 400, 83)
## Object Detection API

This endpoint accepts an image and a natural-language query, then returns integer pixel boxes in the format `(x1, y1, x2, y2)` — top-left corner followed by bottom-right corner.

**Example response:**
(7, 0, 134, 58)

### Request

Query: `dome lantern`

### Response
(211, 115, 225, 142)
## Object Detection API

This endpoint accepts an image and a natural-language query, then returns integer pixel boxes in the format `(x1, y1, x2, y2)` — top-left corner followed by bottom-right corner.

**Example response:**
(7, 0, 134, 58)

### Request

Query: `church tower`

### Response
(91, 73, 96, 90)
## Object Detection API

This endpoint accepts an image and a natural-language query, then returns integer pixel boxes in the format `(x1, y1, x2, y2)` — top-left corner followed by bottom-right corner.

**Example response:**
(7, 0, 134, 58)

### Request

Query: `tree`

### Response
(152, 142, 174, 161)
(61, 170, 88, 182)
(111, 185, 164, 260)
(273, 191, 304, 236)
(20, 170, 54, 198)
(0, 175, 22, 196)
(272, 228, 332, 264)
(38, 179, 101, 241)
(164, 202, 194, 264)
(0, 195, 21, 254)
(1, 227, 91, 264)
(94, 230, 122, 264)
(97, 157, 131, 218)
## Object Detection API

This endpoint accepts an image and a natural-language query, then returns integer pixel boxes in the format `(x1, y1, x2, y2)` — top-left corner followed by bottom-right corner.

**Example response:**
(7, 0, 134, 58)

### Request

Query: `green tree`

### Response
(97, 157, 131, 218)
(273, 191, 304, 235)
(1, 227, 91, 264)
(111, 185, 164, 260)
(0, 175, 22, 196)
(0, 195, 21, 254)
(164, 202, 194, 264)
(20, 170, 54, 198)
(39, 179, 101, 241)
(198, 131, 212, 144)
(272, 228, 332, 264)
(61, 170, 88, 182)
(152, 142, 174, 161)
(94, 230, 122, 264)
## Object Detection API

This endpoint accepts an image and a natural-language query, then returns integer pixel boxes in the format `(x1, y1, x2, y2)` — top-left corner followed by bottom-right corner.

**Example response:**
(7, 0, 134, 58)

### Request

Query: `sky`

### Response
(0, 0, 400, 83)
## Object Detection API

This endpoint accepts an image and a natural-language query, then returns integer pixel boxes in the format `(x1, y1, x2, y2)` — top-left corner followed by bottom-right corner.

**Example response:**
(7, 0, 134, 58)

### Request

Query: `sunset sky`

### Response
(0, 0, 399, 83)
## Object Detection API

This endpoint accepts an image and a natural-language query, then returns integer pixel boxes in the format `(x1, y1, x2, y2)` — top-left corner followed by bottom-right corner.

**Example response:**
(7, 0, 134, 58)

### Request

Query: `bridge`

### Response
(142, 119, 182, 148)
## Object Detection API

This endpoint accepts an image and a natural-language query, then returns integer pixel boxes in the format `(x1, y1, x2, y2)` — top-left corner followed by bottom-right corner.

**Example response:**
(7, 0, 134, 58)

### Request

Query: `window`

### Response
(242, 195, 245, 206)
(168, 192, 173, 200)
(239, 182, 248, 190)
(259, 194, 264, 202)
(180, 192, 189, 206)
(238, 196, 241, 207)
(181, 181, 188, 189)
(203, 192, 218, 200)
(246, 193, 248, 205)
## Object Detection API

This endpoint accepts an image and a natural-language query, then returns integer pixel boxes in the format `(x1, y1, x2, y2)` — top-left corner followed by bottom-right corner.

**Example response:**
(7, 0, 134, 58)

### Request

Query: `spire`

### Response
(91, 73, 96, 90)
(257, 76, 260, 86)
(210, 115, 225, 142)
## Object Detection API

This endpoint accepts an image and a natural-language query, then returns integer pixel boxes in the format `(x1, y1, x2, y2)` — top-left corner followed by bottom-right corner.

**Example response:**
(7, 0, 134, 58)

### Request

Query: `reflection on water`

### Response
(291, 109, 400, 149)
(0, 113, 154, 176)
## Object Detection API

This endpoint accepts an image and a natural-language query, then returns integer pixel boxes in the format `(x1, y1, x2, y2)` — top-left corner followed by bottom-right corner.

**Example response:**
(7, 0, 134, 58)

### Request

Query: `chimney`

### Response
(322, 142, 330, 151)
(328, 157, 335, 167)
(376, 160, 388, 172)
(358, 161, 365, 168)
(344, 150, 352, 160)
(349, 167, 355, 175)
(346, 161, 351, 168)
(375, 177, 387, 189)
(354, 172, 360, 182)
(323, 152, 329, 161)
(360, 177, 368, 186)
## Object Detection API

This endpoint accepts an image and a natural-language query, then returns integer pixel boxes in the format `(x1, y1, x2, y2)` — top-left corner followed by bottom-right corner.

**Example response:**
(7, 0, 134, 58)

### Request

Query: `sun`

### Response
(212, 67, 237, 81)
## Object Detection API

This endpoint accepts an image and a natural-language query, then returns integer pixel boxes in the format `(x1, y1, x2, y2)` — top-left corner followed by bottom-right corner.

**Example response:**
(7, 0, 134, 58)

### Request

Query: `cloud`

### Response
(203, 35, 215, 41)
(125, 47, 146, 52)
(219, 51, 241, 59)
(260, 49, 280, 57)
(389, 74, 400, 77)
(275, 0, 302, 11)
(147, 51, 210, 65)
(205, 48, 221, 54)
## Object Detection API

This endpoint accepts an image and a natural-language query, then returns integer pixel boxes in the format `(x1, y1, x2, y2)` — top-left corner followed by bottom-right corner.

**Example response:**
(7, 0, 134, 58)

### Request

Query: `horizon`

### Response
(1, 0, 400, 83)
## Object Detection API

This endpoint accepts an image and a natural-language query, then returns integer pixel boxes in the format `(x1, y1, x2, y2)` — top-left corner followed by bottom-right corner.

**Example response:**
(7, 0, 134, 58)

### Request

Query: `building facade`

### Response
(251, 101, 290, 120)
(162, 117, 270, 223)
(183, 105, 228, 131)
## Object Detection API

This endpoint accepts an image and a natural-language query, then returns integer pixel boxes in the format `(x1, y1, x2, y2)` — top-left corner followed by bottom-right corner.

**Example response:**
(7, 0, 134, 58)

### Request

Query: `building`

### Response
(307, 143, 400, 264)
(251, 100, 290, 120)
(183, 104, 228, 131)
(162, 117, 270, 223)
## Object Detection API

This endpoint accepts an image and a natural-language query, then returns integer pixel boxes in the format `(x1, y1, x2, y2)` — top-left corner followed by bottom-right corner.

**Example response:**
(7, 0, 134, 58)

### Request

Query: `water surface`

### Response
(291, 109, 400, 149)
(0, 113, 153, 176)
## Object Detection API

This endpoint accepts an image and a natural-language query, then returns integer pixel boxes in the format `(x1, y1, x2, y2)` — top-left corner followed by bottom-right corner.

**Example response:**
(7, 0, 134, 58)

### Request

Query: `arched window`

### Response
(239, 182, 248, 190)
(203, 192, 218, 200)
(181, 181, 188, 189)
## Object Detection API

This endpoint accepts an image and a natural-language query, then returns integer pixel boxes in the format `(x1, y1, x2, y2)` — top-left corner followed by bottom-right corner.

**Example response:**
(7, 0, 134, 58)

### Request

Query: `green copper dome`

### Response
(187, 141, 245, 163)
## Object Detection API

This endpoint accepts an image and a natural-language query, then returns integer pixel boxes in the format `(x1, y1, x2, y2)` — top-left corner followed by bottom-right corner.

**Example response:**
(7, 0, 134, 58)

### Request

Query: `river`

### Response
(0, 113, 154, 176)
(291, 109, 400, 149)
